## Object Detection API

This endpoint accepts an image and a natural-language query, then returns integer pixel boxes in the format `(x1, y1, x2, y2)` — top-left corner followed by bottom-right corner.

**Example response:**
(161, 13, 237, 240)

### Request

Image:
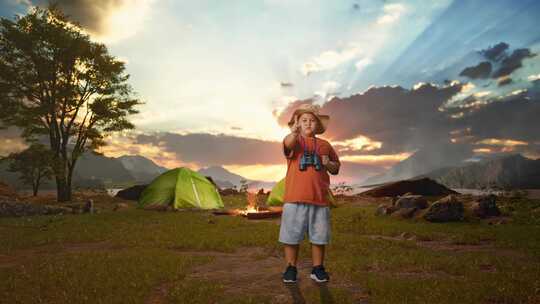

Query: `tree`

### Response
(239, 178, 249, 193)
(0, 6, 141, 201)
(2, 144, 53, 196)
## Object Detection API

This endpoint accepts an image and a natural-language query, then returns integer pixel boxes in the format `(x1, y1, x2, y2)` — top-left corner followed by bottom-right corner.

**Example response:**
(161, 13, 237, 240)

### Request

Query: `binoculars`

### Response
(300, 151, 322, 171)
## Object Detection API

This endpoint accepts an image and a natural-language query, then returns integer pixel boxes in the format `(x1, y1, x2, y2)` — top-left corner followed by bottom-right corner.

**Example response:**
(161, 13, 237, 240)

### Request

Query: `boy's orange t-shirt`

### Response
(282, 135, 340, 206)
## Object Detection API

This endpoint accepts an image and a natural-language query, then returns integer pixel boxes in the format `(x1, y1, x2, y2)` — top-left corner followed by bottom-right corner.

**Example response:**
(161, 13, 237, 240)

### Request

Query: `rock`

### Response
(471, 195, 501, 218)
(0, 200, 71, 217)
(60, 202, 87, 214)
(375, 204, 397, 216)
(113, 202, 130, 211)
(83, 199, 94, 213)
(115, 185, 147, 201)
(394, 195, 429, 209)
(391, 207, 418, 219)
(423, 195, 464, 222)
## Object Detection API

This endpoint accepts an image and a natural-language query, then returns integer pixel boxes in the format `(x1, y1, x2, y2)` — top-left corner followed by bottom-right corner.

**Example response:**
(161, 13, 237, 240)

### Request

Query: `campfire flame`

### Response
(213, 190, 282, 219)
(237, 191, 262, 215)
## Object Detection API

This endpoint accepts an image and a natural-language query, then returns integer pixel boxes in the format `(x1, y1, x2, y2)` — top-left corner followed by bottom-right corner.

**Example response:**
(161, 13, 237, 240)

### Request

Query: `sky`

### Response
(1, 0, 540, 184)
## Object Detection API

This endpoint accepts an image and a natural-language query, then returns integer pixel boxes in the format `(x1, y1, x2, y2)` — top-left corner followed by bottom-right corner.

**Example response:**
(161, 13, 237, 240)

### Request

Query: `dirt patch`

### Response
(362, 234, 527, 259)
(155, 247, 370, 304)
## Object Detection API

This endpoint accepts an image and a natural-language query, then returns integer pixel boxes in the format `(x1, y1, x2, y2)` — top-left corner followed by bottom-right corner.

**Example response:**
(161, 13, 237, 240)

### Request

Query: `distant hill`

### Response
(197, 166, 246, 186)
(73, 153, 135, 185)
(416, 154, 540, 189)
(0, 153, 168, 190)
(1, 153, 282, 192)
(116, 155, 167, 182)
(362, 144, 473, 185)
(197, 165, 276, 190)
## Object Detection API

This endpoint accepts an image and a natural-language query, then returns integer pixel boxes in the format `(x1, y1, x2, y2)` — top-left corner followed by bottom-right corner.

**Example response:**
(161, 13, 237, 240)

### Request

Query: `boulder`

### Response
(115, 185, 147, 201)
(375, 204, 398, 216)
(470, 195, 501, 218)
(60, 202, 95, 214)
(395, 195, 429, 209)
(391, 207, 418, 219)
(423, 195, 464, 222)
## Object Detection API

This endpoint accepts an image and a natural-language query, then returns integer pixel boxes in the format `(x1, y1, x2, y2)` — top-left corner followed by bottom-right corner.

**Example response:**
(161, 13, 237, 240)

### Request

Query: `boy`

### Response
(280, 103, 340, 283)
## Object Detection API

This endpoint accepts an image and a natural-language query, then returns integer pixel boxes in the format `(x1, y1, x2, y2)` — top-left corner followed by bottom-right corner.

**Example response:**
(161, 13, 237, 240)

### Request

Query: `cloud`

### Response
(492, 48, 536, 78)
(301, 45, 361, 76)
(497, 76, 512, 87)
(275, 80, 540, 162)
(456, 91, 540, 143)
(459, 61, 492, 79)
(354, 58, 372, 71)
(135, 132, 284, 166)
(314, 81, 342, 100)
(333, 161, 388, 184)
(377, 3, 406, 25)
(458, 43, 535, 81)
(276, 82, 464, 154)
(30, 0, 154, 42)
(528, 74, 540, 82)
(480, 42, 509, 62)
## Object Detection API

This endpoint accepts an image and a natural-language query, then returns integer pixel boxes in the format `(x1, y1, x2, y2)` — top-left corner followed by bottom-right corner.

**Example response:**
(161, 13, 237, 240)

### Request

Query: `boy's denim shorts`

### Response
(279, 202, 330, 245)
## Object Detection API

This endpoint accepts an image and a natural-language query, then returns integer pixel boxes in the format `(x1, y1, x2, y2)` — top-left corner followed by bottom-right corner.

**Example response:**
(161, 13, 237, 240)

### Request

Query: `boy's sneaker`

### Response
(282, 265, 297, 283)
(310, 265, 329, 283)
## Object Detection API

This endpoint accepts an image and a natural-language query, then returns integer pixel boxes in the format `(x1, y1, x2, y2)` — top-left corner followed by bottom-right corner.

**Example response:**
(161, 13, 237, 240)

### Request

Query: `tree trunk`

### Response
(56, 176, 70, 202)
(54, 151, 73, 202)
(33, 172, 41, 197)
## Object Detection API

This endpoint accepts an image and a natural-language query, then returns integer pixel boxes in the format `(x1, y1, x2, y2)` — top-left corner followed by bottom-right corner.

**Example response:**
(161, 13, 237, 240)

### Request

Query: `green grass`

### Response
(0, 249, 211, 304)
(1, 194, 539, 303)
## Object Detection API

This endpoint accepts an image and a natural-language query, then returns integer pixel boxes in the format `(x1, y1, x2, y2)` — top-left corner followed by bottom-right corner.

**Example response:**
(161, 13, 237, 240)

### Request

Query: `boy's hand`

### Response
(290, 115, 300, 134)
(321, 155, 329, 166)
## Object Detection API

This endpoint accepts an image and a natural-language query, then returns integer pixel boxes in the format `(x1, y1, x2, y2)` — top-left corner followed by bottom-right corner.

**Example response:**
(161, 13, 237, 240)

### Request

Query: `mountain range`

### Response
(0, 152, 275, 191)
(196, 165, 276, 191)
(3, 150, 536, 192)
(362, 143, 473, 186)
(416, 154, 540, 189)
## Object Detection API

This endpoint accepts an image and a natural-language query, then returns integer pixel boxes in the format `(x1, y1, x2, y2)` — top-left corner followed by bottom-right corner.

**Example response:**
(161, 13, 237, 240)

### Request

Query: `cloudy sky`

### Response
(1, 0, 539, 184)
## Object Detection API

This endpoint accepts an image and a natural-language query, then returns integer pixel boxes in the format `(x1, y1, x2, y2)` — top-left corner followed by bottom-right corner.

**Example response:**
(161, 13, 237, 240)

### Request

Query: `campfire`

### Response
(213, 191, 282, 219)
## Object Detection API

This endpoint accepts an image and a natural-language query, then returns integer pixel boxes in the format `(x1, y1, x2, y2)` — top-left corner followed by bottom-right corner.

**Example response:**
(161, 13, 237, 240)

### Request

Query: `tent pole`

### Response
(191, 177, 202, 207)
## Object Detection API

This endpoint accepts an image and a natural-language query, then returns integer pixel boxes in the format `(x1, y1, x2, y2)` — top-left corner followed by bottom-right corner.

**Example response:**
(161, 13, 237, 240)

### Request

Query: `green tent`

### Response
(138, 167, 224, 209)
(267, 177, 335, 206)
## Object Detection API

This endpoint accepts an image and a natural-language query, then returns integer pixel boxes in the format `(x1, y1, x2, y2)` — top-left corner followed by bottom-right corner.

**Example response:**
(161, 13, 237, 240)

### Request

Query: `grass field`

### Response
(1, 192, 539, 303)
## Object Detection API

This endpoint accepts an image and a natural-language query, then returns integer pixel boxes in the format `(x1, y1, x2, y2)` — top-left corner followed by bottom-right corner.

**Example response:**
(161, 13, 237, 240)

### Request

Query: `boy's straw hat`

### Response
(288, 103, 330, 134)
